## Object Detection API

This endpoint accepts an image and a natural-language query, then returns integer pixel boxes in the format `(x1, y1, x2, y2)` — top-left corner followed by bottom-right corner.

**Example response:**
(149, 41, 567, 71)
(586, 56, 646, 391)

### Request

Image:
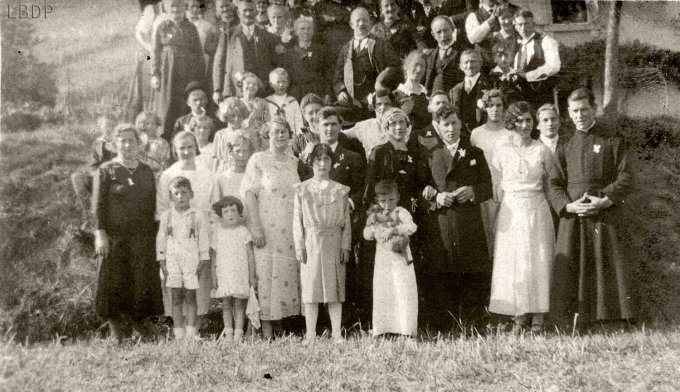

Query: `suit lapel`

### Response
(344, 42, 354, 98)
(437, 48, 458, 72)
(447, 138, 469, 175)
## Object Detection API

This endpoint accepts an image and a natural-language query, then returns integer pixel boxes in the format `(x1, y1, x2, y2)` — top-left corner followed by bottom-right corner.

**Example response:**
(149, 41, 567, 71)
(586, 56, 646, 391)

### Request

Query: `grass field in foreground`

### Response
(2, 328, 680, 391)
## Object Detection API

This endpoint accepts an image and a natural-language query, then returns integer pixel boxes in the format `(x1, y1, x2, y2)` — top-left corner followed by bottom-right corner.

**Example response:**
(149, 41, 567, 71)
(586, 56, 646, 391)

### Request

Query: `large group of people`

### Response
(75, 0, 635, 344)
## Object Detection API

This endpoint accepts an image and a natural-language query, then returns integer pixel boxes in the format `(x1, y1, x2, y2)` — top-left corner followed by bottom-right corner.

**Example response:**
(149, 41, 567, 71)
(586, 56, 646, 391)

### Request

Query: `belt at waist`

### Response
(502, 190, 545, 199)
(305, 227, 342, 236)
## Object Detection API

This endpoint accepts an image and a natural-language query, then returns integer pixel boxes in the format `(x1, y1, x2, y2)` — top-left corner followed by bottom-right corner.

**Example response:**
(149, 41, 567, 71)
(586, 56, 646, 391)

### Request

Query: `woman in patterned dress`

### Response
(241, 118, 302, 338)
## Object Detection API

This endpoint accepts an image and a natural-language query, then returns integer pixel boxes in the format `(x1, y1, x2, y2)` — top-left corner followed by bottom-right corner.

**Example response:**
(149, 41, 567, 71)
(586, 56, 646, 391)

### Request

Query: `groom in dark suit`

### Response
(417, 107, 492, 330)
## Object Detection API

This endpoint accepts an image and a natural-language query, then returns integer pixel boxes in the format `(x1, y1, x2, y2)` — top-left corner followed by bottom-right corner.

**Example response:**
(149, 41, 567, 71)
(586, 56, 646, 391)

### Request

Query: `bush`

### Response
(557, 40, 680, 95)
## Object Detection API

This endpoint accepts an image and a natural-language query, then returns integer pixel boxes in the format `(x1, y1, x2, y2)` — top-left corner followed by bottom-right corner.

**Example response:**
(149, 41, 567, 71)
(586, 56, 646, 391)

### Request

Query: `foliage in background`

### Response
(1, 19, 60, 132)
(557, 39, 680, 98)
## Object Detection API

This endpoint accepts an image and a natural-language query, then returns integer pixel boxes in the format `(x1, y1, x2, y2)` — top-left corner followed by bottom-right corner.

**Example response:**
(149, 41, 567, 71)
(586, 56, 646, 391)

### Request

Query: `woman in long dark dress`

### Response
(151, 0, 206, 142)
(93, 124, 163, 344)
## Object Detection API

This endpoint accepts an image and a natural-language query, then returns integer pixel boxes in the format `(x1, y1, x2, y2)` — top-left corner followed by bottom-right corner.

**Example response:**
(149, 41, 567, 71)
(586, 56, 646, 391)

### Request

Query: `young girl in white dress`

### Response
(210, 196, 256, 342)
(488, 101, 555, 333)
(363, 179, 418, 337)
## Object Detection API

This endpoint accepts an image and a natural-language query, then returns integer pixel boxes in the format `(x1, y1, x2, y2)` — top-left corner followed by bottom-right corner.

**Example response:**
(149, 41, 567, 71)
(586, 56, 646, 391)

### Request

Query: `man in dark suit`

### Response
(333, 7, 401, 122)
(424, 16, 464, 95)
(416, 107, 492, 330)
(212, 0, 279, 102)
(448, 49, 491, 136)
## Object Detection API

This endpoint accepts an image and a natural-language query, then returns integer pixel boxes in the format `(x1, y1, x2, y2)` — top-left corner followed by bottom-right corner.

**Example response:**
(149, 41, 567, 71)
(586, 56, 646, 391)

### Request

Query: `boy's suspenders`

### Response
(166, 211, 197, 238)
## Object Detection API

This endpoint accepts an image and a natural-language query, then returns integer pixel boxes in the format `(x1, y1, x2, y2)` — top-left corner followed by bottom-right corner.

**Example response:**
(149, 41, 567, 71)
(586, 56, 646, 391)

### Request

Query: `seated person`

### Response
(512, 9, 561, 109)
(333, 7, 401, 123)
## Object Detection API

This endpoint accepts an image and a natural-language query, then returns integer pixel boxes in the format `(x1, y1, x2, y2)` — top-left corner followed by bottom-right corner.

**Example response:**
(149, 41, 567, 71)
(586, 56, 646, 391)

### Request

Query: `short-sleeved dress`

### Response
(489, 139, 555, 316)
(363, 206, 418, 336)
(211, 225, 252, 299)
(293, 179, 352, 304)
(241, 151, 301, 320)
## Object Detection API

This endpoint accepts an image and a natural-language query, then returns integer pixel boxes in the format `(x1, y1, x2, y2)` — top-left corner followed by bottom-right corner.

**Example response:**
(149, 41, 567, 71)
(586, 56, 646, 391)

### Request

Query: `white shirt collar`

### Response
(241, 23, 255, 37)
(397, 83, 427, 96)
(519, 32, 537, 45)
(540, 134, 558, 152)
(329, 141, 339, 152)
(465, 73, 481, 90)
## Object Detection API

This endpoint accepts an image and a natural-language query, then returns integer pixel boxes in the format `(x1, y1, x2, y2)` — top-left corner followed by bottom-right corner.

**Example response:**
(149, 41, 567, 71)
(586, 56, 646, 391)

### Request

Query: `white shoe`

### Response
(173, 327, 185, 341)
(185, 326, 200, 341)
(233, 329, 244, 342)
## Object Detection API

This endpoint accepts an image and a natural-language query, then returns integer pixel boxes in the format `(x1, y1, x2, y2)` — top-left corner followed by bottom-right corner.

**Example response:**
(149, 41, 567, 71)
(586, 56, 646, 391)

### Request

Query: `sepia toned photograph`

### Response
(1, 0, 679, 390)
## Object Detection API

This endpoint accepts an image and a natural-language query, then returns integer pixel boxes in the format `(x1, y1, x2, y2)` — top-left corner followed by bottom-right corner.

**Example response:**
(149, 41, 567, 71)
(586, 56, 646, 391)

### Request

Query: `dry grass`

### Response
(2, 328, 680, 391)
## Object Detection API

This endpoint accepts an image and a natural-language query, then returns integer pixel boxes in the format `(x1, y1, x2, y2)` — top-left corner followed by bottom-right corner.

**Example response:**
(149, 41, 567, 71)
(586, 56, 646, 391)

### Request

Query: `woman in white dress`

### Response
(488, 101, 555, 332)
(157, 131, 214, 327)
(241, 118, 301, 338)
(470, 89, 513, 257)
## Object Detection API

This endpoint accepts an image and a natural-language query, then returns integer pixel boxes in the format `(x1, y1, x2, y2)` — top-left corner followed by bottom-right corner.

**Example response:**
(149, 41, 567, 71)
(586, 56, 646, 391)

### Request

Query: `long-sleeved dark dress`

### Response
(548, 124, 635, 325)
(152, 18, 206, 142)
(93, 161, 163, 321)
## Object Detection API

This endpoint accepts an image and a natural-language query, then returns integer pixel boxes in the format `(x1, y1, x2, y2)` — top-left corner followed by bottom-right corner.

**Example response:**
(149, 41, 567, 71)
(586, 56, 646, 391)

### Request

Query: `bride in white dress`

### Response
(488, 102, 555, 332)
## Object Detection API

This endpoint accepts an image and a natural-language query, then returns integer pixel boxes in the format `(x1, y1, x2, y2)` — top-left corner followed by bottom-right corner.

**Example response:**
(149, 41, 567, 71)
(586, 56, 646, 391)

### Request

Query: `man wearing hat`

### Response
(172, 81, 225, 141)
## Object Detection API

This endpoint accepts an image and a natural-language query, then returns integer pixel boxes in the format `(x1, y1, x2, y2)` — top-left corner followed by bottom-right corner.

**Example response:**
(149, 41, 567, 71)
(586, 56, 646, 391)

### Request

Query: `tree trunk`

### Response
(602, 1, 623, 115)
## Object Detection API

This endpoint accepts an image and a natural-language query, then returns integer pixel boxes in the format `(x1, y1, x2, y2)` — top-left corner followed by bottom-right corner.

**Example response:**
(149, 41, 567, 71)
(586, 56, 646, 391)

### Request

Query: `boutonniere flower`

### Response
(338, 153, 345, 162)
(593, 144, 601, 153)
(398, 169, 407, 174)
(333, 162, 341, 169)
(426, 130, 433, 137)
(470, 159, 477, 166)
(458, 148, 466, 158)
(407, 155, 413, 163)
